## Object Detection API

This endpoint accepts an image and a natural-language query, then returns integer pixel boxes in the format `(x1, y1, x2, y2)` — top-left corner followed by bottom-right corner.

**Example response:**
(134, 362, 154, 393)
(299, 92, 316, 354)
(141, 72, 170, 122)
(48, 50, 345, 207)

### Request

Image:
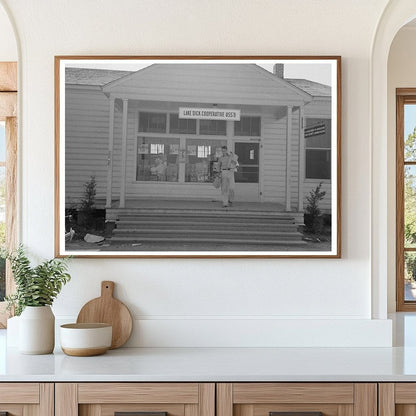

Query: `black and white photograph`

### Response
(55, 57, 341, 257)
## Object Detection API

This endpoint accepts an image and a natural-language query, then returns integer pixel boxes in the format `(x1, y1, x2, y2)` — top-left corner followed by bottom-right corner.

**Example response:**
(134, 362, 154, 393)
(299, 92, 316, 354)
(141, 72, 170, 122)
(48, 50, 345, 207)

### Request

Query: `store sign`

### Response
(305, 123, 326, 138)
(179, 107, 240, 121)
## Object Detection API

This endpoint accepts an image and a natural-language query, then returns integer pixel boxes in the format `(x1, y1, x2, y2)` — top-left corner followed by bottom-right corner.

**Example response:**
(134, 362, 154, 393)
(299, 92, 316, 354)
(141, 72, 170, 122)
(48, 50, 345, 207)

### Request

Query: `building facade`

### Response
(65, 63, 332, 214)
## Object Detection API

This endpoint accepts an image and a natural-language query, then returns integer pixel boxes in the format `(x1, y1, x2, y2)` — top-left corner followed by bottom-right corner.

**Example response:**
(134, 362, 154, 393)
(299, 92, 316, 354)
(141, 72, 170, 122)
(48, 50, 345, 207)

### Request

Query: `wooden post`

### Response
(105, 97, 115, 208)
(354, 383, 377, 416)
(39, 383, 54, 416)
(285, 106, 293, 212)
(378, 383, 394, 416)
(55, 383, 78, 416)
(217, 384, 233, 416)
(298, 105, 305, 212)
(119, 98, 128, 209)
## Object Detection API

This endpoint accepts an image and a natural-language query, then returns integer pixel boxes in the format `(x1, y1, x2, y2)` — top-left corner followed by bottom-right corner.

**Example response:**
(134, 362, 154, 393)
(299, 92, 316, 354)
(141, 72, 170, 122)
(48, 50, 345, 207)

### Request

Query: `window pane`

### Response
(405, 252, 416, 301)
(185, 139, 226, 183)
(200, 120, 226, 135)
(138, 112, 167, 133)
(404, 104, 416, 162)
(235, 116, 261, 136)
(305, 149, 331, 179)
(169, 114, 196, 134)
(405, 165, 416, 247)
(137, 137, 179, 182)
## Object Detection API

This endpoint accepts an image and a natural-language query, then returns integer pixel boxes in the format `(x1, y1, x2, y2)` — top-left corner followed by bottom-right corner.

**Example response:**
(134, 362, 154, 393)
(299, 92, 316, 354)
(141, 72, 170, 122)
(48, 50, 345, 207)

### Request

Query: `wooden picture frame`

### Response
(55, 56, 341, 258)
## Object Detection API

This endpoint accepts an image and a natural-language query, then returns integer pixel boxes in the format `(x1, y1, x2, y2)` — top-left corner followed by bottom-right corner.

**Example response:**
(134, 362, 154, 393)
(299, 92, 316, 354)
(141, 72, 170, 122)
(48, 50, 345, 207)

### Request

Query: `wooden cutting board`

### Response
(76, 281, 133, 349)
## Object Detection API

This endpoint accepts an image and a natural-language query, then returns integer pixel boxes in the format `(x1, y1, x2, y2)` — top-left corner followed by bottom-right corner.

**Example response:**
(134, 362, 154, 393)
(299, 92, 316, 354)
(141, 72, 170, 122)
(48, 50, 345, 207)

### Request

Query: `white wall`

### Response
(0, 0, 394, 347)
(0, 3, 16, 61)
(387, 26, 416, 312)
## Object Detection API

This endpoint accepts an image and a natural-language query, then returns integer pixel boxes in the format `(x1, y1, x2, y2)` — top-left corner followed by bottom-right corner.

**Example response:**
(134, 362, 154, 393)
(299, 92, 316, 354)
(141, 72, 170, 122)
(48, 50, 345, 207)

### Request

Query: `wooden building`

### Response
(65, 64, 332, 216)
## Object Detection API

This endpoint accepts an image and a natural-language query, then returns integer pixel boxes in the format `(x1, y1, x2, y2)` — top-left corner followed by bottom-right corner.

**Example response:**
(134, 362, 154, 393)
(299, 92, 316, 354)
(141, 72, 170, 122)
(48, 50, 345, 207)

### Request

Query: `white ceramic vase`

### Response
(19, 306, 55, 354)
(6, 315, 20, 347)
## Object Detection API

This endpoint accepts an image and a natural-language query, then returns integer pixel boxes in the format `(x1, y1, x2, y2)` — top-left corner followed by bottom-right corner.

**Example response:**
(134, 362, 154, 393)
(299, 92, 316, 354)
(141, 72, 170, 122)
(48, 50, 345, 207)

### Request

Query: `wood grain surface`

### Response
(77, 383, 199, 404)
(76, 281, 133, 349)
(62, 346, 110, 357)
(232, 383, 354, 404)
(0, 62, 17, 92)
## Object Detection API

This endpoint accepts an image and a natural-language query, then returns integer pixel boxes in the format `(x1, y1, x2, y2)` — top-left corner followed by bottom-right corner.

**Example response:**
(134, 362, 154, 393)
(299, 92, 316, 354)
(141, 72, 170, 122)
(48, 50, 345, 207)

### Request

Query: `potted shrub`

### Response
(5, 246, 71, 354)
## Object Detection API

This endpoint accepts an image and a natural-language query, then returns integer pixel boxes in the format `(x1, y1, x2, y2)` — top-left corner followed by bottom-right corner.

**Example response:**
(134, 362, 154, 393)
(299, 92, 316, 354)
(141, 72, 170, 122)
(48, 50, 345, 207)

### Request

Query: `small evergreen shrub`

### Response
(78, 175, 97, 230)
(304, 182, 326, 234)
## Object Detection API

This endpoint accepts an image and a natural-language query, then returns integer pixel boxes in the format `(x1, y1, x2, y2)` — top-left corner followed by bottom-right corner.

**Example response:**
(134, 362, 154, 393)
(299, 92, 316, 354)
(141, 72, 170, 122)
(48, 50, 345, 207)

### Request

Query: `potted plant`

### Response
(4, 246, 71, 354)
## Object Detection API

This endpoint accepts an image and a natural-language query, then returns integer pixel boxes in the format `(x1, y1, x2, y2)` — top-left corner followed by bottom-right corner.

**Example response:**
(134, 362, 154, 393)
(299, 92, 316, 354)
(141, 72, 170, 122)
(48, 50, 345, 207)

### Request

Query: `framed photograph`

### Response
(55, 56, 341, 258)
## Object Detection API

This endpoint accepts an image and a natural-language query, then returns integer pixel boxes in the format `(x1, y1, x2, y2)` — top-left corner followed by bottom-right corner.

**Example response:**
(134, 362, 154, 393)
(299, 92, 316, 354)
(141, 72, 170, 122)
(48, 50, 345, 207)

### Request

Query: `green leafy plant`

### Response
(4, 246, 71, 316)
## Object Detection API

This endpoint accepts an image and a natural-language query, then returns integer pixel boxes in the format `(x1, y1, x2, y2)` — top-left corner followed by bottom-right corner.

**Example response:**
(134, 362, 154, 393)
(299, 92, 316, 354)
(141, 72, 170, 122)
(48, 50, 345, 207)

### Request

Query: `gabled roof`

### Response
(101, 64, 312, 107)
(66, 68, 132, 86)
(285, 79, 331, 97)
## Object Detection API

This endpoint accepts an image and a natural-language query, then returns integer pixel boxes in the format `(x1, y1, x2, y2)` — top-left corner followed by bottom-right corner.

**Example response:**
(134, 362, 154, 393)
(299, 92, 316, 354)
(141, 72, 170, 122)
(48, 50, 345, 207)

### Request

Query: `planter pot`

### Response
(19, 306, 55, 354)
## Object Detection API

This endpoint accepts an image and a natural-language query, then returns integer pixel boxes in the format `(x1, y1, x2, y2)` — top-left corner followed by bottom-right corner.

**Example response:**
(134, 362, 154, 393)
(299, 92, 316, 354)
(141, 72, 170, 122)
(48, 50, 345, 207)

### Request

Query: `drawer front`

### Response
(0, 383, 53, 416)
(218, 383, 376, 416)
(78, 383, 200, 404)
(56, 383, 215, 416)
(0, 383, 39, 404)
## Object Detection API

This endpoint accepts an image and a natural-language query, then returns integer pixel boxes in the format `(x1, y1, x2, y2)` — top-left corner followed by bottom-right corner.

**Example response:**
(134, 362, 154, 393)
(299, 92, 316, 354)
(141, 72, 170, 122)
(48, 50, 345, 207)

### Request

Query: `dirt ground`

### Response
(66, 238, 331, 253)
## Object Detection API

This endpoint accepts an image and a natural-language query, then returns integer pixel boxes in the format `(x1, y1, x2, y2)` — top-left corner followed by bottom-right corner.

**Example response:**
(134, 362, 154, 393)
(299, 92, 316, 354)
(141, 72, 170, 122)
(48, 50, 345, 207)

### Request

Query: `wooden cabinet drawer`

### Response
(217, 383, 376, 416)
(56, 383, 215, 416)
(0, 383, 53, 415)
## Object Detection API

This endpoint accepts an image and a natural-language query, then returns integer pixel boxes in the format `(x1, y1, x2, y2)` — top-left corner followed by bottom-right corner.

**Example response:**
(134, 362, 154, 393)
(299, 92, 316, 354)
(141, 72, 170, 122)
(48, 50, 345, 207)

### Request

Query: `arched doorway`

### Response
(371, 1, 416, 319)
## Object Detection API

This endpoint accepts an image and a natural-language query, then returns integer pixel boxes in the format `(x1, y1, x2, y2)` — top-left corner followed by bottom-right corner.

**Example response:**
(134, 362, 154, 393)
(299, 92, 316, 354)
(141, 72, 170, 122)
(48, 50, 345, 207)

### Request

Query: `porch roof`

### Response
(101, 64, 312, 107)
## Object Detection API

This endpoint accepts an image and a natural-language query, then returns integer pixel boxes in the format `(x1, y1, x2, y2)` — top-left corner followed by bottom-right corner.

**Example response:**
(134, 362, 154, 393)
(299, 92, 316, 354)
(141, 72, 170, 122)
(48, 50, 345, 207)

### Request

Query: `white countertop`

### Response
(2, 313, 416, 382)
(2, 345, 416, 382)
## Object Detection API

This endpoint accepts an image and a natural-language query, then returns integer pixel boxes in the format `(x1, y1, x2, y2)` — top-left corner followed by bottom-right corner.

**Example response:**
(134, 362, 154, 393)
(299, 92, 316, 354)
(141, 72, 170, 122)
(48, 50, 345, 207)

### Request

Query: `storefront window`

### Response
(234, 116, 261, 136)
(169, 114, 196, 134)
(199, 119, 226, 135)
(136, 137, 179, 182)
(138, 112, 167, 133)
(305, 118, 331, 179)
(185, 139, 226, 183)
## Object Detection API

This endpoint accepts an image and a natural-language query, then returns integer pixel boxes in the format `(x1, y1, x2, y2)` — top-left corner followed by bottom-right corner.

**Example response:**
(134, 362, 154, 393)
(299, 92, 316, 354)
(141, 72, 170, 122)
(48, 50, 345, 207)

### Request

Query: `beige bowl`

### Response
(60, 323, 112, 356)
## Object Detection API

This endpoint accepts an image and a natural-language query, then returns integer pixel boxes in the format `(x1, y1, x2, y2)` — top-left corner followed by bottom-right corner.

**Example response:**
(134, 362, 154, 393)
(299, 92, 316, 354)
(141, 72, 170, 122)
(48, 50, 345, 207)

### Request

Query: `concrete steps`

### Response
(109, 208, 306, 247)
(116, 221, 298, 233)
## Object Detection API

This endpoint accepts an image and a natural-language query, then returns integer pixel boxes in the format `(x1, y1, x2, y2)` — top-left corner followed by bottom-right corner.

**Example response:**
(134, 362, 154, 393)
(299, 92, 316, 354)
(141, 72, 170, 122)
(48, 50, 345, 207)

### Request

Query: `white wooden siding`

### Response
(65, 87, 110, 206)
(103, 64, 309, 107)
(65, 86, 332, 213)
(261, 110, 287, 203)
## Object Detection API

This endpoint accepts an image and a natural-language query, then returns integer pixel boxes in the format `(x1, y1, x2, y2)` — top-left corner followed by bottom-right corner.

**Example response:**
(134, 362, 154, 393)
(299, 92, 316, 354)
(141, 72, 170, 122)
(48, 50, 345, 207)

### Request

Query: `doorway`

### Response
(233, 141, 260, 202)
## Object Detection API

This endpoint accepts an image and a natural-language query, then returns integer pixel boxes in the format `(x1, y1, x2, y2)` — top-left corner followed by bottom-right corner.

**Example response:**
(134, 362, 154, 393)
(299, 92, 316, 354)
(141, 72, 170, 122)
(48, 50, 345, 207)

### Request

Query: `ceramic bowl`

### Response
(60, 323, 112, 356)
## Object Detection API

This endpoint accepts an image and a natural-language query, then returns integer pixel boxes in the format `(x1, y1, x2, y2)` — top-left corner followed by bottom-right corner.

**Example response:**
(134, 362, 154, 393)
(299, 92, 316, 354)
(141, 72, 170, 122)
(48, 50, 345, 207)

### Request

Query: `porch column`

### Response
(105, 97, 115, 208)
(119, 98, 128, 208)
(298, 105, 305, 211)
(285, 106, 293, 212)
